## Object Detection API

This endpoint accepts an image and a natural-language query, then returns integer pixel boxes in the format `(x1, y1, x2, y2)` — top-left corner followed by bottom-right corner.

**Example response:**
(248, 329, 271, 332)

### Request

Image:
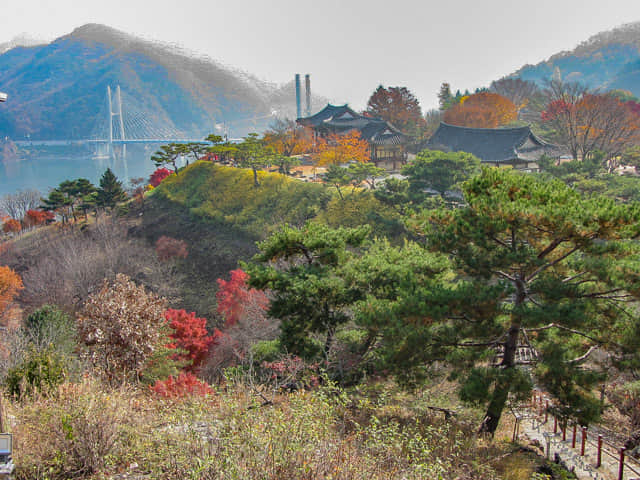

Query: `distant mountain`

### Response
(0, 24, 325, 140)
(0, 33, 47, 54)
(512, 22, 640, 96)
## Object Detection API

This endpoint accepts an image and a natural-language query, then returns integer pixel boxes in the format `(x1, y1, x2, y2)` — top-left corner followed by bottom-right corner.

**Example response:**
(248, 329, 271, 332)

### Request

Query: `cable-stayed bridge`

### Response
(14, 85, 211, 155)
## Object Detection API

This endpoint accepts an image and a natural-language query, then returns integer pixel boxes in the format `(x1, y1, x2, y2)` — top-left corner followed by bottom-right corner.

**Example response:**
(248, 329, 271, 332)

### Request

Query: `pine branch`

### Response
(568, 345, 599, 365)
(526, 246, 580, 282)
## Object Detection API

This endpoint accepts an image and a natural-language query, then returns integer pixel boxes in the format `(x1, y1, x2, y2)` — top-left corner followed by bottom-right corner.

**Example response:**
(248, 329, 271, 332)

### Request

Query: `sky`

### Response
(3, 0, 640, 110)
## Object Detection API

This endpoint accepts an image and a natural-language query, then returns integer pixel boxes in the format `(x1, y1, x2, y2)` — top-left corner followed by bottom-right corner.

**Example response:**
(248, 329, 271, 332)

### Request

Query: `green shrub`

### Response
(24, 305, 76, 355)
(5, 346, 66, 399)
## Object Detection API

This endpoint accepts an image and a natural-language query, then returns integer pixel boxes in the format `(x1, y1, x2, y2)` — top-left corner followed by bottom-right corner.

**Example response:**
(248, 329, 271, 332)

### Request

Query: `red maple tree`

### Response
(216, 269, 268, 327)
(149, 168, 173, 187)
(165, 308, 215, 371)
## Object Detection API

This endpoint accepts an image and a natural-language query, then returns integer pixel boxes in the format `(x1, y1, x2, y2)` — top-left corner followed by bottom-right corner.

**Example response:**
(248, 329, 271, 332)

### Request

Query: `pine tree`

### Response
(96, 168, 127, 209)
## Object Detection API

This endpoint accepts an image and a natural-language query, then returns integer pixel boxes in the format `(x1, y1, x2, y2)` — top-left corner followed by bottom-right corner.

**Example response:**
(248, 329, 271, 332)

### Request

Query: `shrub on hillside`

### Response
(150, 372, 214, 398)
(23, 209, 54, 228)
(5, 346, 66, 399)
(155, 235, 188, 261)
(2, 218, 21, 234)
(76, 274, 168, 384)
(149, 167, 173, 187)
(23, 305, 77, 355)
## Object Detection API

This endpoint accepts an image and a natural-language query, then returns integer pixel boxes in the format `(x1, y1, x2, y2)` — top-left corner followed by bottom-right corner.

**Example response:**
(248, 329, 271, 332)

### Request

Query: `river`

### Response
(0, 144, 184, 196)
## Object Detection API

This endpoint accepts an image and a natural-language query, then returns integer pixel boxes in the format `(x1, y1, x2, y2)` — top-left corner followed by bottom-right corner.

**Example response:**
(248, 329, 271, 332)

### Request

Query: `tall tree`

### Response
(405, 168, 640, 434)
(96, 168, 127, 209)
(366, 86, 427, 139)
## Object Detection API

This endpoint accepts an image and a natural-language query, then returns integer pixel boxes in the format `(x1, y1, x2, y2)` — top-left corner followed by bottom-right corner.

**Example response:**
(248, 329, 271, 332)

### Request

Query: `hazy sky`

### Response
(3, 0, 640, 110)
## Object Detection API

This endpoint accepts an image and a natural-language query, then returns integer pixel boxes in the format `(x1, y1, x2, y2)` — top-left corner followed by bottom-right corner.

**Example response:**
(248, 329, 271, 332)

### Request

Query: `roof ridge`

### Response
(439, 122, 531, 133)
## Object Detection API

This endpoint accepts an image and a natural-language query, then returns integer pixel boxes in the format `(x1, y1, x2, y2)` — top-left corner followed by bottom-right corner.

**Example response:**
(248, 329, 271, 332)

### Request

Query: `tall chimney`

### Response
(295, 74, 301, 119)
(305, 74, 311, 117)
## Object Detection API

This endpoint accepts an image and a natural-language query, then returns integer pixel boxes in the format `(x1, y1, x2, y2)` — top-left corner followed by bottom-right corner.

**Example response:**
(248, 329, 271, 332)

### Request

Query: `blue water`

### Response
(0, 146, 185, 196)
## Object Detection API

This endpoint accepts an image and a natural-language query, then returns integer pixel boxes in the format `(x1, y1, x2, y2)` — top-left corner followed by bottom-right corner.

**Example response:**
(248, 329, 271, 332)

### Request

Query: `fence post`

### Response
(618, 447, 625, 480)
(581, 427, 586, 456)
(545, 401, 549, 423)
(596, 435, 602, 468)
(572, 424, 577, 448)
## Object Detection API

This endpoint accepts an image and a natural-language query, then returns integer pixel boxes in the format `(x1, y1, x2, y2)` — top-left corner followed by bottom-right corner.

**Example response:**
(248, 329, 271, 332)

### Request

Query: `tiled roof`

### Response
(426, 123, 561, 164)
(298, 104, 408, 146)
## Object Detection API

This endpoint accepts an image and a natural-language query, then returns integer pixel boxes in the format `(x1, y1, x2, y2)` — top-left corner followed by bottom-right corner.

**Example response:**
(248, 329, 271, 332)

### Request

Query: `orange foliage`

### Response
(0, 265, 23, 316)
(263, 121, 313, 157)
(2, 219, 21, 234)
(315, 131, 370, 166)
(444, 92, 517, 128)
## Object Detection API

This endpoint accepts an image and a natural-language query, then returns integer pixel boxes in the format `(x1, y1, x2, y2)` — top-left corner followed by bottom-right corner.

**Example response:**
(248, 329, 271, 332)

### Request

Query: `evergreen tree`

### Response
(96, 168, 127, 209)
(246, 222, 370, 359)
(402, 168, 640, 434)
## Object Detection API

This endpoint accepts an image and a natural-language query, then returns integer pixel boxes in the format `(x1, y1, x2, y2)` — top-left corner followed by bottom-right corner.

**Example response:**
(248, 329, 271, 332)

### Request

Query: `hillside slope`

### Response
(0, 24, 325, 140)
(512, 22, 640, 95)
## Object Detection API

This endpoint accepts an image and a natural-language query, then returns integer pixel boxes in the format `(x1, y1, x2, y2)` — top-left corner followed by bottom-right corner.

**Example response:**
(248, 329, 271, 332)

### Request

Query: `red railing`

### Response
(528, 390, 640, 480)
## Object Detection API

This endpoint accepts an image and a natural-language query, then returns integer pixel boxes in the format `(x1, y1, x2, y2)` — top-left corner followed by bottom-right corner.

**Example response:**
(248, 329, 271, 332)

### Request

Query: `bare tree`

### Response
(0, 189, 41, 219)
(490, 77, 540, 112)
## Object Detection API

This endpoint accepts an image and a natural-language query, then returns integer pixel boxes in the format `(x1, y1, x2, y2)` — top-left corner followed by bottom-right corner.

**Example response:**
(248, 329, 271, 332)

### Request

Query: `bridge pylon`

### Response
(107, 85, 126, 159)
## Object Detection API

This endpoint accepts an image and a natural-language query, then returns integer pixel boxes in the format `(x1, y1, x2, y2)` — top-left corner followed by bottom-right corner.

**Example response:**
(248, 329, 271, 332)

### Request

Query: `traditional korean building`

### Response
(297, 104, 409, 170)
(426, 122, 562, 171)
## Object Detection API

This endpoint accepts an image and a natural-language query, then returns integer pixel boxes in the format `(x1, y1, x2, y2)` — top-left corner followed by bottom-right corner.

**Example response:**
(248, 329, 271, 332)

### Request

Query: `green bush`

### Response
(5, 346, 66, 399)
(24, 305, 76, 355)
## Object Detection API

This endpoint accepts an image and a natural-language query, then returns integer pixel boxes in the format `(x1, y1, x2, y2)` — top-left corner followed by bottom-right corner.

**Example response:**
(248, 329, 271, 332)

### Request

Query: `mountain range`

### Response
(512, 22, 640, 96)
(0, 24, 324, 141)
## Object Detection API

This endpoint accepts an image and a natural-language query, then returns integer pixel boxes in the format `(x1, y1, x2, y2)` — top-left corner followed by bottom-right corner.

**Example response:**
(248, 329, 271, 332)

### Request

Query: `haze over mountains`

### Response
(0, 24, 325, 141)
(512, 21, 640, 95)
(2, 22, 640, 142)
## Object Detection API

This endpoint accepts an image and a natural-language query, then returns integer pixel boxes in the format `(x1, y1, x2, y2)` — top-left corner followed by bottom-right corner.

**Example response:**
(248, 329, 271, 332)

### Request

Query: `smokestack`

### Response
(305, 74, 311, 117)
(295, 74, 301, 119)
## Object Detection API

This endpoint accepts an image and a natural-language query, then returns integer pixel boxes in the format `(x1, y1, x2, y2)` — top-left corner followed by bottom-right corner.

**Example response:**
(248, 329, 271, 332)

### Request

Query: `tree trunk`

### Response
(479, 324, 519, 435)
(479, 277, 525, 435)
(252, 168, 260, 187)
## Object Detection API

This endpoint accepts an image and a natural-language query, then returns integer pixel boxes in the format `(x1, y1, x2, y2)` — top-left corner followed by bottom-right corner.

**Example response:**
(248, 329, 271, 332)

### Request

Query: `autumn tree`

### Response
(542, 81, 640, 165)
(76, 274, 168, 383)
(0, 265, 23, 317)
(165, 309, 213, 372)
(149, 168, 173, 187)
(405, 168, 640, 434)
(264, 118, 313, 157)
(23, 209, 54, 228)
(443, 92, 518, 128)
(315, 131, 370, 166)
(2, 219, 21, 234)
(366, 86, 427, 139)
(216, 269, 268, 327)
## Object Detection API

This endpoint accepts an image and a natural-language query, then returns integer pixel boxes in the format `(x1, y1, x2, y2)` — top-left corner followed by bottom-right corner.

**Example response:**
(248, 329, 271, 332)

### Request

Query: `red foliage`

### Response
(149, 168, 173, 187)
(165, 308, 215, 371)
(2, 219, 21, 234)
(216, 269, 268, 327)
(155, 236, 188, 261)
(541, 99, 572, 122)
(24, 209, 55, 227)
(151, 372, 214, 398)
